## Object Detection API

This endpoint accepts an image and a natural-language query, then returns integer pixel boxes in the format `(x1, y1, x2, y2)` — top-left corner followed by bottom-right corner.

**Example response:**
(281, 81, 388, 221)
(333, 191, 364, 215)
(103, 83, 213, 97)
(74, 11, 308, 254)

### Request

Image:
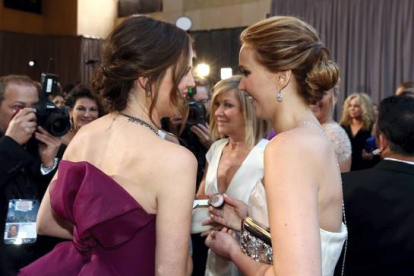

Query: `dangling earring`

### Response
(146, 90, 152, 98)
(69, 117, 74, 130)
(276, 86, 283, 102)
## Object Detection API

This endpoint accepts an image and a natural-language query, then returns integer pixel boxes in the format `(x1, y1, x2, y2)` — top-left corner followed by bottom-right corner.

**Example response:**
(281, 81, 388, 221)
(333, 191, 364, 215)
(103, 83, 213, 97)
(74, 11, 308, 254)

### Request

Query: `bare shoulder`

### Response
(158, 141, 197, 173)
(153, 141, 197, 201)
(62, 116, 110, 161)
(265, 127, 333, 173)
(266, 127, 330, 158)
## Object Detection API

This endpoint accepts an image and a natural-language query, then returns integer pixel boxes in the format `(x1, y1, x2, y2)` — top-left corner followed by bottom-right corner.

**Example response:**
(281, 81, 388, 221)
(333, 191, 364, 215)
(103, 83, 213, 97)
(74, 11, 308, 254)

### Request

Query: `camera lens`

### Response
(46, 113, 70, 137)
(187, 106, 201, 126)
(186, 101, 206, 127)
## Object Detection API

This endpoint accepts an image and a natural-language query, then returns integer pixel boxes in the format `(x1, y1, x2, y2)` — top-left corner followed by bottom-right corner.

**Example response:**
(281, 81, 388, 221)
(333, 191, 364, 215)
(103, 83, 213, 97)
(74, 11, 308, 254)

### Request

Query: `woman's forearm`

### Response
(230, 247, 274, 276)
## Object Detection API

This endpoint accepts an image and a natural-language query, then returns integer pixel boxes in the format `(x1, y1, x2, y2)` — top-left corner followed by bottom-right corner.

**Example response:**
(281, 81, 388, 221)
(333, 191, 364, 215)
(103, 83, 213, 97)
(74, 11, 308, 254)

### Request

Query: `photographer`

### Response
(0, 75, 62, 276)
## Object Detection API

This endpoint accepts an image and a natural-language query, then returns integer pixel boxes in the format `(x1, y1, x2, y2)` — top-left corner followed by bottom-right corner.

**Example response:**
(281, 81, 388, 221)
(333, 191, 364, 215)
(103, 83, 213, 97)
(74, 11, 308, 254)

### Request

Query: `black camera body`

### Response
(186, 87, 207, 127)
(187, 100, 207, 126)
(34, 73, 70, 137)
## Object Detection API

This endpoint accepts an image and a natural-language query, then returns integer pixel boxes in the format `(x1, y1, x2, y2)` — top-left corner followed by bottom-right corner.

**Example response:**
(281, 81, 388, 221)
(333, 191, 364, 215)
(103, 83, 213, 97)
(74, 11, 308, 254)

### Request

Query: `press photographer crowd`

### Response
(1, 15, 414, 276)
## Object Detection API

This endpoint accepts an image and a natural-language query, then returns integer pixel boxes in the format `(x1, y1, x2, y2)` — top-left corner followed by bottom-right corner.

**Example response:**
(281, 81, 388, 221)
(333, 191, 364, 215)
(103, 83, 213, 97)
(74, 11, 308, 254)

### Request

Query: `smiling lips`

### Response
(80, 119, 94, 124)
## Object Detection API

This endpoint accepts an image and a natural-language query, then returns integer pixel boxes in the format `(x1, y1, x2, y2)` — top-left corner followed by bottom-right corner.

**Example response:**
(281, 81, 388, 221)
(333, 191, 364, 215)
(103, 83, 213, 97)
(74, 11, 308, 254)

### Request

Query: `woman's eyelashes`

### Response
(213, 101, 234, 108)
(239, 67, 251, 77)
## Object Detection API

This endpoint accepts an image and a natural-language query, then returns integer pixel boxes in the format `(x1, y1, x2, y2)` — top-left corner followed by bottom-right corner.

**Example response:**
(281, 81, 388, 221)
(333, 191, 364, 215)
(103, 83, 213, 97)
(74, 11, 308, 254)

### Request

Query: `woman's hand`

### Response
(207, 194, 248, 231)
(200, 218, 223, 237)
(205, 227, 240, 261)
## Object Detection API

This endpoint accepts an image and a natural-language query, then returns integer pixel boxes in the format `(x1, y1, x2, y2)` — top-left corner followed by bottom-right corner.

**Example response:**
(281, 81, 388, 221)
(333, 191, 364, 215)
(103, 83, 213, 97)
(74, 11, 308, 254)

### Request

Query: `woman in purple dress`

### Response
(20, 15, 196, 276)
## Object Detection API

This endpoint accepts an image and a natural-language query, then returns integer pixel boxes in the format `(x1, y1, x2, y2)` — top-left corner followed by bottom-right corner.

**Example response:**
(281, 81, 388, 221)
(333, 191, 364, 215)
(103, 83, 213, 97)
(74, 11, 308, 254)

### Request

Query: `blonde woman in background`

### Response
(310, 87, 352, 172)
(340, 92, 377, 171)
(197, 75, 269, 276)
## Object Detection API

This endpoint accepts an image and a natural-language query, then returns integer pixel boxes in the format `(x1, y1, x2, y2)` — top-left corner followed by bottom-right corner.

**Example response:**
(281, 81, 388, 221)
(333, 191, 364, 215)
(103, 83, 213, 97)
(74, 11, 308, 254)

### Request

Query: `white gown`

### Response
(204, 138, 269, 276)
(247, 173, 347, 276)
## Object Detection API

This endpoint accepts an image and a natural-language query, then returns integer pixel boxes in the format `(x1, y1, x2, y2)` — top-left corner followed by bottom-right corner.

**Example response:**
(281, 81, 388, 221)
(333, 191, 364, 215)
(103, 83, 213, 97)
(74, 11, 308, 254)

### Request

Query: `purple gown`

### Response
(19, 161, 156, 276)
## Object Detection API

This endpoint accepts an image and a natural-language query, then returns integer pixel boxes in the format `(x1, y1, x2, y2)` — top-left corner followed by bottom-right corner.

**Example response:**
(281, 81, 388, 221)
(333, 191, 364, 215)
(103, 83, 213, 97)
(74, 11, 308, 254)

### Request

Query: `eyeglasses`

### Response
(199, 99, 210, 104)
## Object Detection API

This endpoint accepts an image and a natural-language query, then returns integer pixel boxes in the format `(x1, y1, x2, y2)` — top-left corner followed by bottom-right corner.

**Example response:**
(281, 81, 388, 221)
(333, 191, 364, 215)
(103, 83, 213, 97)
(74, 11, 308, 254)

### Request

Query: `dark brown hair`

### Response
(92, 15, 192, 126)
(241, 16, 339, 104)
(66, 84, 104, 116)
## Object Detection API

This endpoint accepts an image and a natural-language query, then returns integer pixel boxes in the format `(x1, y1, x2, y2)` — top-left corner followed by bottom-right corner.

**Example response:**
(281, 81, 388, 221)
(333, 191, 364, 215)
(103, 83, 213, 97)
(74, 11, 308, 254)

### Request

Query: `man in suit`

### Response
(340, 95, 414, 275)
(0, 75, 62, 276)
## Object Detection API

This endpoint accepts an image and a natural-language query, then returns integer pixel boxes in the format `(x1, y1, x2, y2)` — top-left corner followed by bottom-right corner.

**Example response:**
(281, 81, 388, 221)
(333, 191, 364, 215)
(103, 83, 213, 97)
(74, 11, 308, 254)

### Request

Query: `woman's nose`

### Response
(238, 79, 246, 90)
(188, 73, 196, 88)
(215, 106, 223, 116)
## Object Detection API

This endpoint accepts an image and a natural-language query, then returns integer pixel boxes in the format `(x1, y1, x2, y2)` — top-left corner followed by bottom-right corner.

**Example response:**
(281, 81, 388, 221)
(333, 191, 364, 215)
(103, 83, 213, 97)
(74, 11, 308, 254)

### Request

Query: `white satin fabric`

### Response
(204, 138, 268, 276)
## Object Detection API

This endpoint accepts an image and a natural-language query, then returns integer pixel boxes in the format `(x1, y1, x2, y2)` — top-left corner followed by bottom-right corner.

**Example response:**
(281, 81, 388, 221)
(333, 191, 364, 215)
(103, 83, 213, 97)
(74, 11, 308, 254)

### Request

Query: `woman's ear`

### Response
(275, 70, 292, 90)
(377, 133, 390, 158)
(137, 76, 150, 91)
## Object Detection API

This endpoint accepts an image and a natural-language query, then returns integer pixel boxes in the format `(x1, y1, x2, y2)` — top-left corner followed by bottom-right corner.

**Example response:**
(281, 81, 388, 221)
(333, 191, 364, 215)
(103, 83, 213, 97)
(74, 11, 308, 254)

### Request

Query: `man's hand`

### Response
(5, 108, 37, 145)
(190, 123, 212, 148)
(35, 126, 62, 167)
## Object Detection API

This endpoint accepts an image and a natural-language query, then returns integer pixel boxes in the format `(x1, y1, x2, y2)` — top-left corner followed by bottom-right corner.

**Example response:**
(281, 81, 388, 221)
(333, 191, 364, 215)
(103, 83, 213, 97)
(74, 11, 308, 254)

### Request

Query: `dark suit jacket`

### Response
(0, 134, 61, 276)
(340, 160, 414, 276)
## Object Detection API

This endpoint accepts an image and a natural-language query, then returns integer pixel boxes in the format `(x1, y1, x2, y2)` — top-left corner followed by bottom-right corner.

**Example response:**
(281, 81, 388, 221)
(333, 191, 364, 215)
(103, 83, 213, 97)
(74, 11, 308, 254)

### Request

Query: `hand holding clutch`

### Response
(240, 217, 273, 264)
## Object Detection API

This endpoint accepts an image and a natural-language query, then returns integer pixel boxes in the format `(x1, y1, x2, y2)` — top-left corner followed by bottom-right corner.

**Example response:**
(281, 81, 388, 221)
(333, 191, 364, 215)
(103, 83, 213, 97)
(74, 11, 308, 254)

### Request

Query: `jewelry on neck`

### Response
(297, 121, 325, 134)
(119, 112, 159, 136)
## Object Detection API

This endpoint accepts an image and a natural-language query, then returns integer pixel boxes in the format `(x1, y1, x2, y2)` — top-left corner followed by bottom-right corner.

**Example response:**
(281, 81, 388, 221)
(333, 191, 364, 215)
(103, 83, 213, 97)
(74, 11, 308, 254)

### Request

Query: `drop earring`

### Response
(146, 90, 152, 98)
(276, 86, 283, 102)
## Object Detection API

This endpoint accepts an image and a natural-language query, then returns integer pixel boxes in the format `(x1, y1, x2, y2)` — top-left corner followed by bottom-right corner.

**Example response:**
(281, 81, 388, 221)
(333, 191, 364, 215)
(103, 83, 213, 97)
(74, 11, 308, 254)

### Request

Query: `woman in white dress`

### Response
(196, 75, 269, 276)
(205, 16, 347, 276)
(310, 87, 352, 172)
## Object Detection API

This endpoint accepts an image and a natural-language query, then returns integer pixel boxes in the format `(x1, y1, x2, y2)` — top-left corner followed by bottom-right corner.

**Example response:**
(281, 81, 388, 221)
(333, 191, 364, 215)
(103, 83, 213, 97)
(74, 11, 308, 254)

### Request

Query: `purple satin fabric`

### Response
(19, 161, 156, 276)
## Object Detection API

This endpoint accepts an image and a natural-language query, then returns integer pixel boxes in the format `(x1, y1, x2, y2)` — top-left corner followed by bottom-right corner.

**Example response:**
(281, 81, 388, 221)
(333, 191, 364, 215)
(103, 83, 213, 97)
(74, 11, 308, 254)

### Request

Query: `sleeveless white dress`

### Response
(248, 170, 348, 276)
(204, 138, 269, 276)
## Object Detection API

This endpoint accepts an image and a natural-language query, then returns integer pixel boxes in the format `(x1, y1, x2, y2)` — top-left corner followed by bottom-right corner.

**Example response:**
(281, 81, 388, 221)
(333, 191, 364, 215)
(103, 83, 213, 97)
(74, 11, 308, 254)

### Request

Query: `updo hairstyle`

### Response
(92, 15, 192, 125)
(240, 16, 339, 104)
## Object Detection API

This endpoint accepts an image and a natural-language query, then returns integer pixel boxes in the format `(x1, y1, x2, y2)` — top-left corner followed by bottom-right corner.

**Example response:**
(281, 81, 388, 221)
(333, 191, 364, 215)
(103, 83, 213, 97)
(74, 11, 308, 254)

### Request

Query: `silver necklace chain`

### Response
(119, 113, 160, 137)
(297, 121, 348, 276)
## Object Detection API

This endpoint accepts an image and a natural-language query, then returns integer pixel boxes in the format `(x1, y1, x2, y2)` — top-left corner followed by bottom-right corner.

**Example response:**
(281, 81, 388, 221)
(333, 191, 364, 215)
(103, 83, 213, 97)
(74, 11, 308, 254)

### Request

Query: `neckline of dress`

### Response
(214, 138, 265, 194)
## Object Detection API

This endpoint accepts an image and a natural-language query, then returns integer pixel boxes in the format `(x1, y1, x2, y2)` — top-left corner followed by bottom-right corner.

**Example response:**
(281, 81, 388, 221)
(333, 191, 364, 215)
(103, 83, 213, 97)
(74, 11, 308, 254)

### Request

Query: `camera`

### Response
(34, 73, 70, 137)
(186, 87, 207, 127)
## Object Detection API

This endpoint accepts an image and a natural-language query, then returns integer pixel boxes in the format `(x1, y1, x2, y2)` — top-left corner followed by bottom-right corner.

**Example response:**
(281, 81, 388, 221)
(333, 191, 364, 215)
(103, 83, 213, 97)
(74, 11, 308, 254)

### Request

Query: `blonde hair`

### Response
(240, 16, 339, 104)
(340, 92, 375, 130)
(209, 75, 269, 148)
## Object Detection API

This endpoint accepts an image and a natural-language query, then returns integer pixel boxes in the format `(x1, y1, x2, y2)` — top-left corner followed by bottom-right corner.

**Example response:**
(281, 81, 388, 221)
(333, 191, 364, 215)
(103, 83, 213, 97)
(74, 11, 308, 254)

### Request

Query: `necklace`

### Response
(119, 113, 160, 137)
(297, 121, 325, 135)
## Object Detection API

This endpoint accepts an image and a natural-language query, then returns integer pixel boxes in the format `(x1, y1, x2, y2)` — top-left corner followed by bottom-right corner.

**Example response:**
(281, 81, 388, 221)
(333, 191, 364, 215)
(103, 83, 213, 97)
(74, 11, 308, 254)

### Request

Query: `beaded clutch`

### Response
(240, 217, 273, 264)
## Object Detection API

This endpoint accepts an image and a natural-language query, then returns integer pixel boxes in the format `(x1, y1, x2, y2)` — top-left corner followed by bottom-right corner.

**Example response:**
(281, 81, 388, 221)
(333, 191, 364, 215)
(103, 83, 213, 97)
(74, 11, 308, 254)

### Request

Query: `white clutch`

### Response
(191, 199, 211, 234)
